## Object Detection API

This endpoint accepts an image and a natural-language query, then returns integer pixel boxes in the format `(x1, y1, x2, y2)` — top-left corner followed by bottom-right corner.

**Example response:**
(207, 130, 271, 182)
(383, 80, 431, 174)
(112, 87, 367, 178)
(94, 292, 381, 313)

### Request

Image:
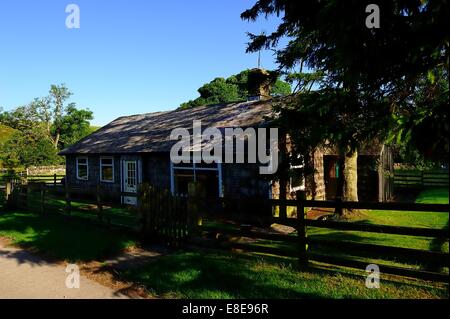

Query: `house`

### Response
(59, 69, 393, 206)
(59, 95, 277, 205)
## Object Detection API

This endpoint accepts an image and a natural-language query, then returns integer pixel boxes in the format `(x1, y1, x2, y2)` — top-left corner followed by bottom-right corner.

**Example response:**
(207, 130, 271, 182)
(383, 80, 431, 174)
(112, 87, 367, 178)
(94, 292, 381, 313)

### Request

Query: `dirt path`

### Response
(0, 243, 129, 299)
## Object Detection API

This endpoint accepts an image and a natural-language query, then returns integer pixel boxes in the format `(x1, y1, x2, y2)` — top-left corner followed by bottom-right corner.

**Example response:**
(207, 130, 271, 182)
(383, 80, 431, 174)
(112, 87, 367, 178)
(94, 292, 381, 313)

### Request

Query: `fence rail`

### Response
(394, 170, 449, 188)
(194, 193, 449, 282)
(1, 178, 449, 282)
(3, 181, 140, 231)
(0, 173, 65, 187)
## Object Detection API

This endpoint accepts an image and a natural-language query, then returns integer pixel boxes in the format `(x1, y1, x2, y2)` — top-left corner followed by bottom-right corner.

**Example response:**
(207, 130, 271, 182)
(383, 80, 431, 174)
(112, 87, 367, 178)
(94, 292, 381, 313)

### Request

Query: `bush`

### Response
(0, 128, 62, 169)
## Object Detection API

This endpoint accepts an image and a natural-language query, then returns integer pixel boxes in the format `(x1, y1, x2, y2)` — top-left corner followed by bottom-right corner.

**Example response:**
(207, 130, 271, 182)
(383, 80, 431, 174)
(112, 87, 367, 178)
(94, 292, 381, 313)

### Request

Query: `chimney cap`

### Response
(247, 68, 277, 101)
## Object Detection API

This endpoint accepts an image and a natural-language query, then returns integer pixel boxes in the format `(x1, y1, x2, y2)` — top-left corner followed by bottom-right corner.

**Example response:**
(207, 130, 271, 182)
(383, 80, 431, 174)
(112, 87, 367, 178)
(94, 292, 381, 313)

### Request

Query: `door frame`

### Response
(324, 155, 339, 200)
(123, 160, 138, 192)
(121, 158, 141, 205)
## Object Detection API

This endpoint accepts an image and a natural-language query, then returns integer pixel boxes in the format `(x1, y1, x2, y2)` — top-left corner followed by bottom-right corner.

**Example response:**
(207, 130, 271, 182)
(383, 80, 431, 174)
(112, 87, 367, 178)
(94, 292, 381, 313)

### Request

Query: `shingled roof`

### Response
(59, 99, 276, 155)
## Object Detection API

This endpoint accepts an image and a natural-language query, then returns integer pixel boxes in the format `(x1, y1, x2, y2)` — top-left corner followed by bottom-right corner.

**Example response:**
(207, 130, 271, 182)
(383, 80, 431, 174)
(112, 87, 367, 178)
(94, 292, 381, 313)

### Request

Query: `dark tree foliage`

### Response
(180, 69, 291, 109)
(242, 0, 449, 161)
(1, 126, 61, 169)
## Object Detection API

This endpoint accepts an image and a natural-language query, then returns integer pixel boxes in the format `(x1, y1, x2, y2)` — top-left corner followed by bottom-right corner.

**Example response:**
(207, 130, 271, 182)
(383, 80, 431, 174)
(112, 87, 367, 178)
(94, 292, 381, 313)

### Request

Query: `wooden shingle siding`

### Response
(222, 163, 270, 198)
(143, 153, 171, 190)
(65, 155, 122, 193)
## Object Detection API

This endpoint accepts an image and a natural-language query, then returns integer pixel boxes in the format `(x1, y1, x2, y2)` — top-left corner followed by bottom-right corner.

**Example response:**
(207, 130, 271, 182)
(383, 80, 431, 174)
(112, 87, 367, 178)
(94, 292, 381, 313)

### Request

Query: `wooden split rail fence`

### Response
(2, 180, 197, 245)
(2, 179, 449, 282)
(394, 170, 449, 189)
(192, 192, 449, 283)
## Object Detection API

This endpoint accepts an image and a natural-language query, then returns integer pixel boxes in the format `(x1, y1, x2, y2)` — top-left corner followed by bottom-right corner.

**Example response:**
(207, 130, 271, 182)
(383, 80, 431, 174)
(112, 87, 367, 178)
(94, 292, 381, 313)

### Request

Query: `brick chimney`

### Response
(247, 68, 277, 101)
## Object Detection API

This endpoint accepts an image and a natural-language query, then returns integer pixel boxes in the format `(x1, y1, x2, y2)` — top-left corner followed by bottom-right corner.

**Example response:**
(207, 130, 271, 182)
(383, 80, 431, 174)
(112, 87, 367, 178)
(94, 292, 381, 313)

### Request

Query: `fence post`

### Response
(296, 190, 308, 267)
(421, 170, 425, 188)
(188, 182, 202, 237)
(53, 174, 57, 187)
(335, 196, 343, 216)
(19, 185, 29, 209)
(5, 179, 12, 204)
(96, 184, 103, 222)
(138, 184, 149, 234)
(65, 183, 71, 215)
(40, 183, 46, 214)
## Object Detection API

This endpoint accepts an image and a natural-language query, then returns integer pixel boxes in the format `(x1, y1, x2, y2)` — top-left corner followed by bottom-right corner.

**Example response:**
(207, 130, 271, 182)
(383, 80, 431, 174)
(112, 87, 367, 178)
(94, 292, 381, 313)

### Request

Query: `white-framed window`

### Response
(290, 164, 305, 193)
(170, 161, 223, 197)
(100, 156, 114, 182)
(76, 157, 89, 180)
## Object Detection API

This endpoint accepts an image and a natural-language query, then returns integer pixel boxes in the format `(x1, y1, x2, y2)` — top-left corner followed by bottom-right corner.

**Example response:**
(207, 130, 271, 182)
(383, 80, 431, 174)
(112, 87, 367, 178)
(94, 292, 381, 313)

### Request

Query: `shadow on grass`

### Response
(307, 230, 444, 268)
(121, 251, 326, 299)
(120, 249, 448, 299)
(427, 220, 449, 272)
(430, 220, 449, 252)
(0, 211, 136, 262)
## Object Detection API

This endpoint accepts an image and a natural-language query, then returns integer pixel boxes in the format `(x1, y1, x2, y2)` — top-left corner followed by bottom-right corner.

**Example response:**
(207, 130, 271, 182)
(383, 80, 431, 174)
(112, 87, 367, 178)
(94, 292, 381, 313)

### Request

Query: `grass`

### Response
(22, 191, 141, 229)
(0, 186, 448, 298)
(310, 187, 448, 250)
(415, 187, 449, 204)
(120, 187, 449, 299)
(0, 188, 139, 262)
(248, 188, 449, 270)
(0, 211, 137, 262)
(122, 250, 447, 299)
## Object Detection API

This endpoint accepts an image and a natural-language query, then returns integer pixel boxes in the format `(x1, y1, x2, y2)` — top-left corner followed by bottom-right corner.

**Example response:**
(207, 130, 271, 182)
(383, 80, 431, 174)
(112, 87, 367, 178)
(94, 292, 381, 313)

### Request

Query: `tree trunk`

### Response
(54, 132, 60, 149)
(343, 148, 358, 202)
(334, 147, 360, 220)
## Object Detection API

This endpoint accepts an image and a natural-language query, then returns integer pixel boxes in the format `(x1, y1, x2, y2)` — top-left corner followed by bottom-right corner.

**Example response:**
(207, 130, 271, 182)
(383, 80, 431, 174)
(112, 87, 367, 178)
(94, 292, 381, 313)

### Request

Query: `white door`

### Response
(123, 160, 137, 205)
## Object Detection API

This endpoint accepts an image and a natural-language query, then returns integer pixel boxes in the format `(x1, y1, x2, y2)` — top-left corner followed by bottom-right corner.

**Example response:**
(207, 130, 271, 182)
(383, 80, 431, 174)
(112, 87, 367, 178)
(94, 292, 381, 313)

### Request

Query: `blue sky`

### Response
(0, 0, 284, 125)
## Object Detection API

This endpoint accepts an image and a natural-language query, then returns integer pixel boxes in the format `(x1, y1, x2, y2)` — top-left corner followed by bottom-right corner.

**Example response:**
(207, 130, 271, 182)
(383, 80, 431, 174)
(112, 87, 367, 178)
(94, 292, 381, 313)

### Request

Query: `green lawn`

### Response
(245, 188, 449, 270)
(0, 187, 448, 299)
(415, 187, 449, 204)
(0, 211, 136, 262)
(308, 187, 449, 251)
(121, 187, 449, 299)
(0, 189, 139, 262)
(121, 250, 447, 299)
(21, 191, 141, 229)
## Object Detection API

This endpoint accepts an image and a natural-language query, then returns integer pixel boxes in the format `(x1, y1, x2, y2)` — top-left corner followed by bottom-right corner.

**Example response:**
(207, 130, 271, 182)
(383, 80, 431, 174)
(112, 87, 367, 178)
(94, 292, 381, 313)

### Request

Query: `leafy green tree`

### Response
(0, 125, 61, 169)
(57, 105, 95, 149)
(0, 105, 38, 131)
(271, 79, 292, 97)
(389, 67, 449, 164)
(391, 142, 436, 171)
(1, 84, 93, 150)
(180, 69, 291, 108)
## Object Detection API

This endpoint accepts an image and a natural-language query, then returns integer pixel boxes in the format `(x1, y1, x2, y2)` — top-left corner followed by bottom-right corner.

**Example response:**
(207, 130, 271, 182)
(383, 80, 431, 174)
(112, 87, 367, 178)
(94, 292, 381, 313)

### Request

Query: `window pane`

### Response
(102, 166, 113, 181)
(291, 170, 303, 188)
(101, 158, 113, 165)
(195, 162, 218, 169)
(78, 165, 88, 179)
(173, 162, 194, 169)
(174, 172, 194, 195)
(196, 171, 219, 197)
(78, 158, 87, 164)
